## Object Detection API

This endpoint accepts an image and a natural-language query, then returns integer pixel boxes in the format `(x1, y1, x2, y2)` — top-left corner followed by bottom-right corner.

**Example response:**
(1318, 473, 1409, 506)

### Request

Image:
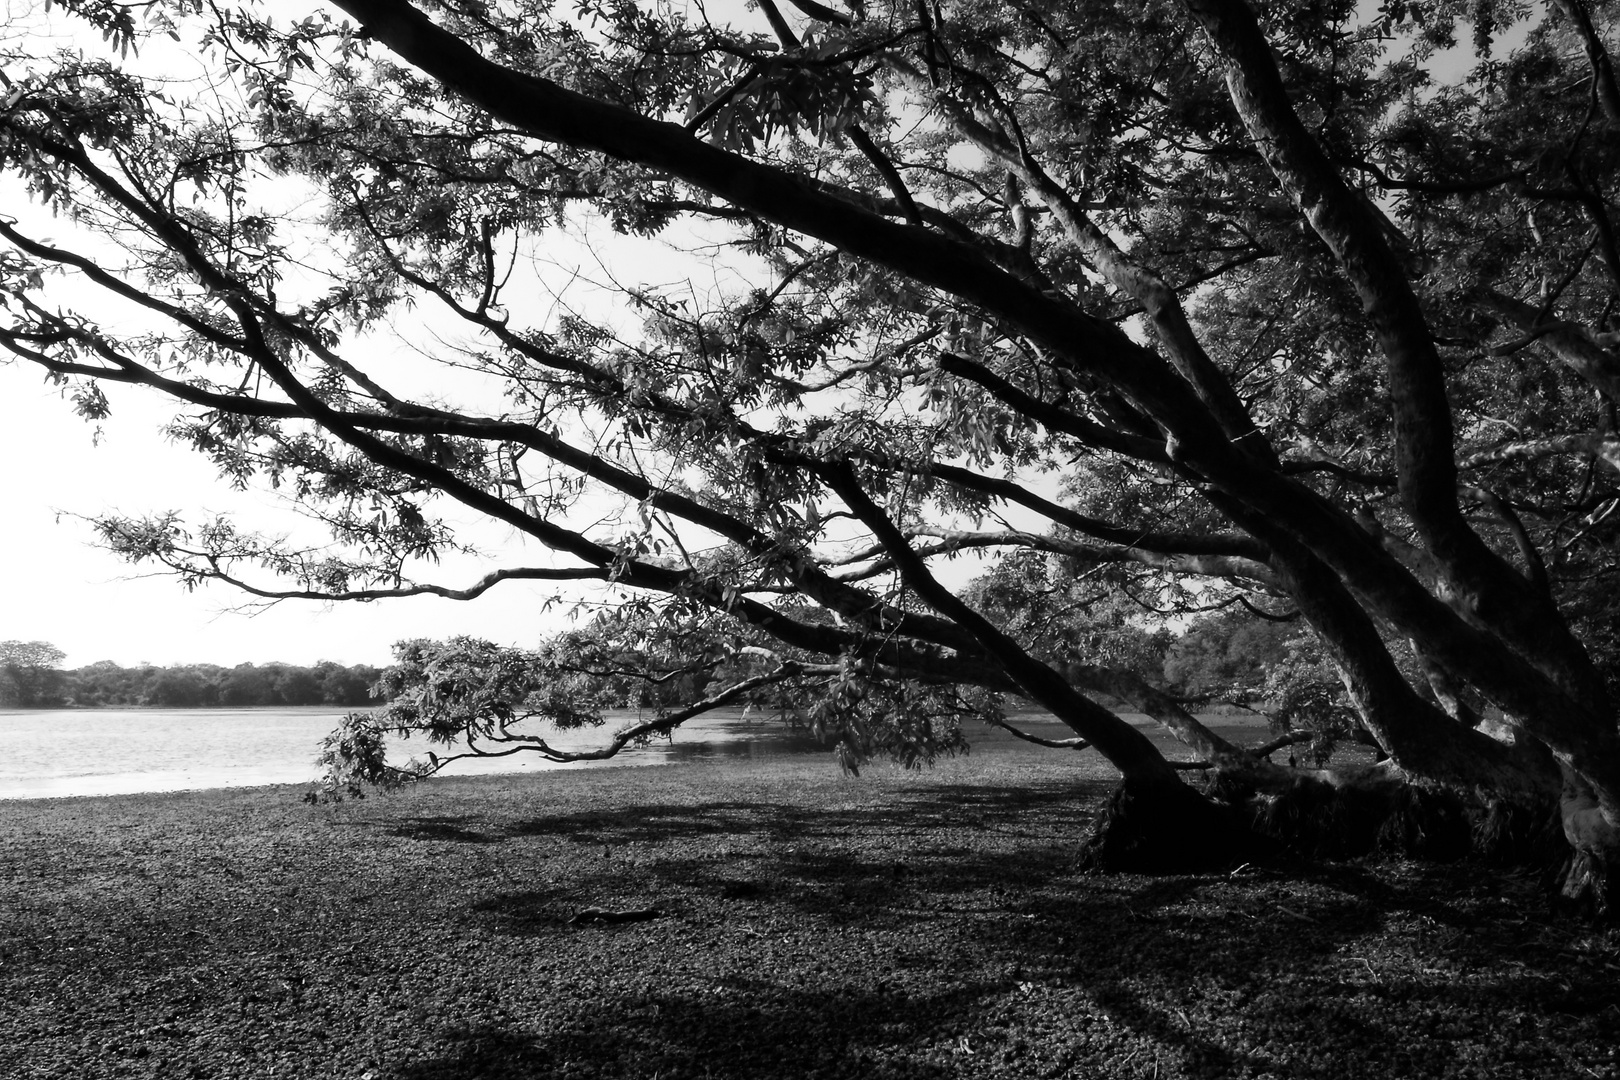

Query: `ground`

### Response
(2, 748, 1617, 1079)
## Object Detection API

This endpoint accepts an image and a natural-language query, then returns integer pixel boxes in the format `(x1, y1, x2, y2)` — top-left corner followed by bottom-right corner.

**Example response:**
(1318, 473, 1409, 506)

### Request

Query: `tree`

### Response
(313, 660, 380, 705)
(4, 0, 1620, 905)
(1163, 609, 1297, 704)
(1164, 607, 1369, 765)
(0, 640, 67, 707)
(145, 666, 215, 707)
(63, 659, 143, 707)
(218, 663, 274, 707)
(269, 663, 325, 705)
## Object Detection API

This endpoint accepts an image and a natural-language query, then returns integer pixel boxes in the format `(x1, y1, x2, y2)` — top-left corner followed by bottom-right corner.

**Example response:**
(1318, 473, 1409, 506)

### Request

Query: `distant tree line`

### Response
(0, 642, 380, 709)
(3, 603, 1364, 724)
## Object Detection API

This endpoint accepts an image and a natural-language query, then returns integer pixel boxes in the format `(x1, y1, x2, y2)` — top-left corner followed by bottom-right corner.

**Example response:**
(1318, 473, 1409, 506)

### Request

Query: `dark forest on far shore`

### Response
(0, 653, 381, 710)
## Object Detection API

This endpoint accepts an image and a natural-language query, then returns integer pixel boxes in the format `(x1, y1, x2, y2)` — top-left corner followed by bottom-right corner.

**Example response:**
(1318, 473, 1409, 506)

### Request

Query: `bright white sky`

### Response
(0, 0, 810, 670)
(0, 363, 584, 668)
(0, 0, 1524, 670)
(0, 185, 761, 669)
(0, 121, 662, 673)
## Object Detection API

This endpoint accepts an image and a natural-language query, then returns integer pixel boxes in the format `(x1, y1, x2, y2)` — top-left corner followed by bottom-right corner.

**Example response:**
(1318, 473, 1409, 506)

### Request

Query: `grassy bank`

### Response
(2, 752, 1617, 1079)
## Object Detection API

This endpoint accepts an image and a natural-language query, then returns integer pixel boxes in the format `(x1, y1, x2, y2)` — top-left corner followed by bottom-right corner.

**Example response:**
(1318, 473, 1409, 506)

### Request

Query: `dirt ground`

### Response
(3, 754, 1617, 1079)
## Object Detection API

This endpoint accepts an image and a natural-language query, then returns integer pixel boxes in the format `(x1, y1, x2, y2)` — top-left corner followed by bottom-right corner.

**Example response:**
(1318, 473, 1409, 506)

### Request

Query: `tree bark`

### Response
(823, 463, 1181, 784)
(1486, 291, 1620, 407)
(1178, 0, 1615, 727)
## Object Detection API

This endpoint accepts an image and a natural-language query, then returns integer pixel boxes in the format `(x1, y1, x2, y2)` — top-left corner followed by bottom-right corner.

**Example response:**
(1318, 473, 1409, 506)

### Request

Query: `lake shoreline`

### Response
(0, 706, 1275, 802)
(0, 704, 855, 800)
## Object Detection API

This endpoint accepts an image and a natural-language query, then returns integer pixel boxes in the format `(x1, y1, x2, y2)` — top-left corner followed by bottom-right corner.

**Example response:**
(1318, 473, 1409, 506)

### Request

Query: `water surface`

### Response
(0, 706, 1266, 800)
(0, 706, 825, 799)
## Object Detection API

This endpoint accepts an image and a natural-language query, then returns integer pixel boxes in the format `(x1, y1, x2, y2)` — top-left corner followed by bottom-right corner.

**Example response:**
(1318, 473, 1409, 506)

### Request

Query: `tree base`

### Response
(1239, 776, 1476, 861)
(1205, 768, 1568, 866)
(1558, 848, 1619, 922)
(1472, 796, 1565, 867)
(1079, 772, 1619, 922)
(1078, 775, 1277, 874)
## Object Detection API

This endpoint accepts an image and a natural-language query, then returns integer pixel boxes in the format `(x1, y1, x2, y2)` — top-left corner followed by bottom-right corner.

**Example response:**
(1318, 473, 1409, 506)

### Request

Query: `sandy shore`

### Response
(3, 753, 1617, 1079)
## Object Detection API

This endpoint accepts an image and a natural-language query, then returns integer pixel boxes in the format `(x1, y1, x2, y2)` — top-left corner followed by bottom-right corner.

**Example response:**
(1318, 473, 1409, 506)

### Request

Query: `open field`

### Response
(3, 751, 1618, 1079)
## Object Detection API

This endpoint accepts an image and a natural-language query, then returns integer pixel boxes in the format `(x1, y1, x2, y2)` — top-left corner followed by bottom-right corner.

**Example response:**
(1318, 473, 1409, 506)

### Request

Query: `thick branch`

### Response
(830, 527, 1279, 587)
(781, 0, 855, 27)
(846, 125, 923, 226)
(1177, 2, 1484, 585)
(909, 74, 1275, 464)
(1216, 494, 1561, 797)
(821, 462, 1182, 782)
(919, 462, 1270, 558)
(1179, 0, 1614, 726)
(327, 0, 1229, 466)
(1485, 291, 1620, 406)
(1457, 433, 1620, 475)
(1063, 662, 1257, 771)
(1552, 0, 1620, 127)
(1464, 487, 1551, 597)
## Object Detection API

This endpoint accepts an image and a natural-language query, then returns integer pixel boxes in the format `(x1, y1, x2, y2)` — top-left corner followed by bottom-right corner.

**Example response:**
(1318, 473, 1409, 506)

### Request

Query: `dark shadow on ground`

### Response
(391, 982, 996, 1080)
(482, 780, 1110, 845)
(397, 860, 1620, 1080)
(447, 790, 1617, 1078)
(9, 777, 1618, 1080)
(388, 817, 504, 844)
(391, 1025, 556, 1079)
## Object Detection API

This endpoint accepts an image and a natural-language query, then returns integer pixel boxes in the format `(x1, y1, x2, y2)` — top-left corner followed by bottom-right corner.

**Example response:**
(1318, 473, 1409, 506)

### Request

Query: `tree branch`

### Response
(781, 0, 855, 27)
(1178, 0, 1615, 726)
(1552, 0, 1620, 127)
(846, 125, 923, 226)
(424, 662, 833, 765)
(820, 461, 1183, 781)
(829, 526, 1280, 587)
(1484, 290, 1620, 406)
(982, 712, 1090, 750)
(1457, 432, 1620, 475)
(904, 67, 1276, 464)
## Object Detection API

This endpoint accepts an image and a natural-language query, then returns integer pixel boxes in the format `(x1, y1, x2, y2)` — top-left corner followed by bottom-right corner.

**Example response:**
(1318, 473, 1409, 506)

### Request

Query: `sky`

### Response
(0, 0, 1521, 671)
(0, 176, 737, 669)
(0, 0, 781, 670)
(0, 2, 805, 670)
(0, 362, 585, 668)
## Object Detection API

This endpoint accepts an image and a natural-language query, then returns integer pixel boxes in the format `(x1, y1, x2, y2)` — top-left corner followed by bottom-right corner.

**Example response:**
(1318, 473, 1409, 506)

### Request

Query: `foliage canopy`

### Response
(5, 0, 1620, 894)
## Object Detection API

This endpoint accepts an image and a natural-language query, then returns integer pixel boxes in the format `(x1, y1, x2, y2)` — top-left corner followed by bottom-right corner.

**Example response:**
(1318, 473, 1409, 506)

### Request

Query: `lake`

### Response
(0, 706, 1267, 800)
(0, 706, 829, 800)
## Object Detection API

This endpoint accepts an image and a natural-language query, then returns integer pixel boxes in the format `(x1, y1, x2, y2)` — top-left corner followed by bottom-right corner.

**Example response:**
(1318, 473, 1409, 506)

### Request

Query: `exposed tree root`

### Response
(1473, 796, 1565, 866)
(1374, 784, 1476, 860)
(1237, 774, 1558, 864)
(1218, 768, 1620, 921)
(1078, 775, 1278, 873)
(1243, 775, 1397, 860)
(1558, 848, 1619, 921)
(1083, 769, 1620, 921)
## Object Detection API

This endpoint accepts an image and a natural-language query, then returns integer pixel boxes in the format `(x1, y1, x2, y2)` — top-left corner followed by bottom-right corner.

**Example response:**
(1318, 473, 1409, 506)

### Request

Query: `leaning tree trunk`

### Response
(332, 0, 1620, 902)
(821, 464, 1275, 871)
(1179, 0, 1620, 912)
